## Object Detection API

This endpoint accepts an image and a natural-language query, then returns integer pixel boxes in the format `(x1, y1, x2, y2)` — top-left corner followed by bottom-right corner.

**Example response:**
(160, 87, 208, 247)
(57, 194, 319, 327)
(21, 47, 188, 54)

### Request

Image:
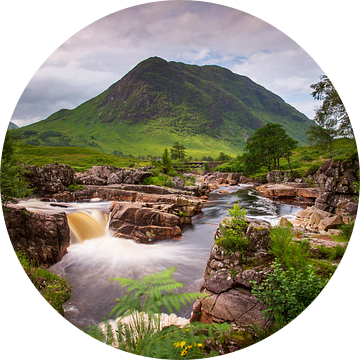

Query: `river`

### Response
(19, 185, 306, 329)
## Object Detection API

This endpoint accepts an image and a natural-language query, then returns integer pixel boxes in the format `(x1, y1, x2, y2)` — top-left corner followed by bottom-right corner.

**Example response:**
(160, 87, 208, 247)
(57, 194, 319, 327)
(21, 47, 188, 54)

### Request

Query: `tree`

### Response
(161, 148, 172, 173)
(306, 75, 353, 159)
(216, 152, 232, 161)
(0, 130, 32, 205)
(311, 75, 353, 138)
(244, 123, 298, 174)
(306, 124, 337, 160)
(170, 142, 186, 160)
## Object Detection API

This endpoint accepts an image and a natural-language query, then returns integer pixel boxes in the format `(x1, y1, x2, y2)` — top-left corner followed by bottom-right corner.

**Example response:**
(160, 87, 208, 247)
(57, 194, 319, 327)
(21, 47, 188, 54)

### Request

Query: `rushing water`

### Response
(18, 185, 306, 329)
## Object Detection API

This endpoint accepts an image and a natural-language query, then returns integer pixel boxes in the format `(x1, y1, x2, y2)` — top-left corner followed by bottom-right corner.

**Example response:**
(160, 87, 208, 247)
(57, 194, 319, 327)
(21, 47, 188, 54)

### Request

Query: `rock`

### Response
(24, 163, 75, 194)
(194, 217, 271, 328)
(76, 166, 152, 186)
(266, 170, 292, 183)
(107, 172, 124, 184)
(78, 175, 108, 185)
(172, 176, 185, 189)
(205, 270, 234, 293)
(109, 201, 186, 243)
(295, 208, 314, 218)
(110, 202, 180, 229)
(277, 217, 293, 227)
(345, 201, 358, 215)
(318, 215, 343, 232)
(295, 188, 320, 198)
(199, 288, 268, 327)
(4, 206, 70, 266)
(256, 184, 297, 198)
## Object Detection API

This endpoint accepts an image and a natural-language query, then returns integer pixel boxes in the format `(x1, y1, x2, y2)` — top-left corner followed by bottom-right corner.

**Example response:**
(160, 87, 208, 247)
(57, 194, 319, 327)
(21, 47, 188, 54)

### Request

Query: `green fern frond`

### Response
(86, 267, 231, 358)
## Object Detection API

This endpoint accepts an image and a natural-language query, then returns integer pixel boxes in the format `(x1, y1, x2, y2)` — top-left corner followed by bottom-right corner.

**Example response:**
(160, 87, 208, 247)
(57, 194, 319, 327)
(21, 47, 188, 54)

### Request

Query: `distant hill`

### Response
(19, 57, 312, 158)
(8, 122, 19, 130)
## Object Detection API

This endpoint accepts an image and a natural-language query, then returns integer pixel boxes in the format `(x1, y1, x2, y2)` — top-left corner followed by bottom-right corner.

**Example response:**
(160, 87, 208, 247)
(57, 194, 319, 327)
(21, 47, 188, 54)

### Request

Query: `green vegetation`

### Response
(215, 205, 249, 255)
(162, 148, 173, 173)
(269, 225, 310, 272)
(216, 137, 357, 177)
(251, 261, 328, 325)
(244, 123, 298, 175)
(250, 225, 339, 329)
(85, 267, 230, 358)
(306, 75, 354, 159)
(170, 142, 186, 160)
(15, 143, 147, 172)
(17, 252, 71, 315)
(67, 183, 85, 192)
(0, 130, 32, 205)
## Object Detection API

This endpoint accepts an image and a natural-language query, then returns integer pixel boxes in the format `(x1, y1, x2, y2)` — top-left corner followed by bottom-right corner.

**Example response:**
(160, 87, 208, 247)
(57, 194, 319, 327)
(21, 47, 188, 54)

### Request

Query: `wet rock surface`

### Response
(4, 206, 70, 266)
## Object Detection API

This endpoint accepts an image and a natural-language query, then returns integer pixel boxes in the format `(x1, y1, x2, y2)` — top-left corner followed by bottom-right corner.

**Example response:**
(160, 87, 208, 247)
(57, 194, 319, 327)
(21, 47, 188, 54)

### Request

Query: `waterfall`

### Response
(67, 211, 106, 244)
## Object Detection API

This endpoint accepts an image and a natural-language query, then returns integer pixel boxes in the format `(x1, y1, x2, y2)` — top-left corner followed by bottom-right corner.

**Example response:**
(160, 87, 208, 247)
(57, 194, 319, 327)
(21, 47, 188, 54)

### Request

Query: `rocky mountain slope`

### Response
(20, 57, 311, 157)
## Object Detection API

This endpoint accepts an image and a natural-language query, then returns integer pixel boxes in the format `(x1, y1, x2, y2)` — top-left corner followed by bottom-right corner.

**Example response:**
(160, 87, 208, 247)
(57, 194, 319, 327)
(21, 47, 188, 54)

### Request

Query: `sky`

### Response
(10, 0, 324, 127)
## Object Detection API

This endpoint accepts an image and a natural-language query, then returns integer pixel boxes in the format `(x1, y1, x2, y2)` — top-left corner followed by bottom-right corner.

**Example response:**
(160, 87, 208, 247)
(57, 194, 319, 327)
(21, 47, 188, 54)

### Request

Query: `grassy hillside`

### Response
(216, 138, 358, 177)
(18, 57, 312, 157)
(17, 144, 147, 172)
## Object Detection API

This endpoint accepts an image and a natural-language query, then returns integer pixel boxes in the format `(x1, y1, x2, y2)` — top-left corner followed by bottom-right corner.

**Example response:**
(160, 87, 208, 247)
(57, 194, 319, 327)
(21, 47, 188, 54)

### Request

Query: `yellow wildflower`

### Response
(173, 341, 186, 348)
(197, 343, 203, 347)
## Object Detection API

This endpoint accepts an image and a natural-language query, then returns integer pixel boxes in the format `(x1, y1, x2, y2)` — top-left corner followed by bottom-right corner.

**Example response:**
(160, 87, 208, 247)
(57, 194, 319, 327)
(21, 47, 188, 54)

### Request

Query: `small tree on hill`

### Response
(306, 75, 353, 159)
(170, 142, 186, 160)
(244, 123, 298, 174)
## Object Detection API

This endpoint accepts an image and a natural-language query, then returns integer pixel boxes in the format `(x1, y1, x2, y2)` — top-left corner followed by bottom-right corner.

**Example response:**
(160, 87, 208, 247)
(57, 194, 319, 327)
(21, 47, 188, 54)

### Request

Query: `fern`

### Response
(109, 266, 200, 317)
(84, 267, 231, 358)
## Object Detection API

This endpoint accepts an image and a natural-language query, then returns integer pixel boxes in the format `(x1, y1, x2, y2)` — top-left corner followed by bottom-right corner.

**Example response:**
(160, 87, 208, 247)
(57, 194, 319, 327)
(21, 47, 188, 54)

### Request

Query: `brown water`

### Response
(18, 185, 306, 328)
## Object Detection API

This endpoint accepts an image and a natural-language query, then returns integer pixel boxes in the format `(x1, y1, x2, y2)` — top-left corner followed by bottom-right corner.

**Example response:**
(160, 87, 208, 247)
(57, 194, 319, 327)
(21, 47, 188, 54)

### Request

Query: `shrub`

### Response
(215, 205, 249, 255)
(251, 261, 328, 325)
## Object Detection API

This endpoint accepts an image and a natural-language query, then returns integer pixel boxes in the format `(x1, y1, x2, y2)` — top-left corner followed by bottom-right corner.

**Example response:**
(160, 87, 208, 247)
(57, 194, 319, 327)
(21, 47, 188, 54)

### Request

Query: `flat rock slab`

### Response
(256, 184, 320, 199)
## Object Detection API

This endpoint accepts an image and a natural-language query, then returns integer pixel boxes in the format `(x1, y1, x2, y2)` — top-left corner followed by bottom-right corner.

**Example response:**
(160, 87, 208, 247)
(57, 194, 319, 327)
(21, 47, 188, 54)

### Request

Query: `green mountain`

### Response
(19, 57, 311, 158)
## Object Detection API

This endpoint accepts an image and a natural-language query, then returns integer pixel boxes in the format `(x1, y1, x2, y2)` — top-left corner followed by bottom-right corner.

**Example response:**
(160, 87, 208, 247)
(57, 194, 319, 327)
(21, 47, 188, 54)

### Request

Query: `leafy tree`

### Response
(170, 142, 186, 160)
(306, 124, 337, 160)
(244, 123, 298, 174)
(0, 130, 32, 205)
(311, 75, 353, 138)
(307, 75, 354, 159)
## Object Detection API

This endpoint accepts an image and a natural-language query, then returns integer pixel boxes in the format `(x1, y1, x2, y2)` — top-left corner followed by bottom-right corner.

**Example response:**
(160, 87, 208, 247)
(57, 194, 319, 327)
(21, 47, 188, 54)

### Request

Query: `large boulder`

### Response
(75, 165, 152, 185)
(4, 206, 71, 266)
(309, 159, 359, 215)
(109, 202, 182, 243)
(191, 218, 272, 328)
(24, 163, 75, 194)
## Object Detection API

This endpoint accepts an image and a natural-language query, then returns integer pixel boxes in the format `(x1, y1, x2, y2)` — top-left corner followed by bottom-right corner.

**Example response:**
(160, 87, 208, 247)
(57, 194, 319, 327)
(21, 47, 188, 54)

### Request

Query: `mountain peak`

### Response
(22, 58, 311, 156)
